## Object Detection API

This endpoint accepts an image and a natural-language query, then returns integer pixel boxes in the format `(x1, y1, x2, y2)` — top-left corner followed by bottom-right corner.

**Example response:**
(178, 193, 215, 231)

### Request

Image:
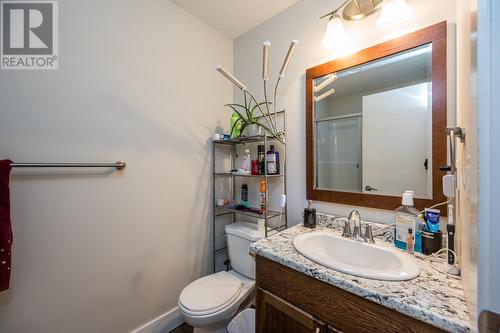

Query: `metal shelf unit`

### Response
(212, 134, 287, 272)
(214, 172, 285, 178)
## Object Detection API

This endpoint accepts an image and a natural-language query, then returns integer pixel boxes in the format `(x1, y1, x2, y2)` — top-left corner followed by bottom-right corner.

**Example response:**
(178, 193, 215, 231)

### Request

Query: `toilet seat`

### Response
(179, 271, 242, 316)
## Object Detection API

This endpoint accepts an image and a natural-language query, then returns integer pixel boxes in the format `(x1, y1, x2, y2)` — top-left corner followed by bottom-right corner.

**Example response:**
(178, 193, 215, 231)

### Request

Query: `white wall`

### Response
(455, 0, 479, 329)
(0, 1, 233, 332)
(234, 0, 456, 224)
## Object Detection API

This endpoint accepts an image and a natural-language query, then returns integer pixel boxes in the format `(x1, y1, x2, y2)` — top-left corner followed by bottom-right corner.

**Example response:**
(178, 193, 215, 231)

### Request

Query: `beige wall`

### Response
(234, 0, 456, 224)
(0, 1, 233, 332)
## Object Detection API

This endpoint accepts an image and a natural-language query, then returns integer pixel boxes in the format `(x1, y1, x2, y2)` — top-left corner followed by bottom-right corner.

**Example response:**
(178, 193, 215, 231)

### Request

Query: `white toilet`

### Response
(178, 222, 262, 333)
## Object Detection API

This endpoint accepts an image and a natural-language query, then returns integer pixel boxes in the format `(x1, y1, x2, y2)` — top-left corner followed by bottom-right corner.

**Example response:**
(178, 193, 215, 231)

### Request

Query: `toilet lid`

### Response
(179, 272, 242, 313)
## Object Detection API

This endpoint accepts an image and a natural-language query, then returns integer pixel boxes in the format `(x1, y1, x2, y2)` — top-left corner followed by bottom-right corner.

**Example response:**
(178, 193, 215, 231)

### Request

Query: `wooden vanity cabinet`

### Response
(257, 288, 327, 333)
(255, 255, 446, 333)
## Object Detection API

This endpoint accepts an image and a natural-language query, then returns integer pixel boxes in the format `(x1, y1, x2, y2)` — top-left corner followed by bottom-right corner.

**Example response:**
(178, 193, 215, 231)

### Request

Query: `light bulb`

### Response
(279, 40, 299, 78)
(262, 41, 271, 81)
(377, 0, 412, 30)
(216, 65, 246, 90)
(322, 16, 346, 49)
(314, 74, 337, 93)
(314, 88, 336, 102)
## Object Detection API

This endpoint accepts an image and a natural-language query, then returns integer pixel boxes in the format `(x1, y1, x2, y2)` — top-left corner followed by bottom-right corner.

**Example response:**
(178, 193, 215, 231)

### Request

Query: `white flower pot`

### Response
(243, 123, 263, 136)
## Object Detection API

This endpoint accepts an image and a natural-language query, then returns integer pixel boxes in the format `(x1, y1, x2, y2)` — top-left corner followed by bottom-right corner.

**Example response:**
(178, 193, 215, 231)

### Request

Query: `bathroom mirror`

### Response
(306, 22, 447, 211)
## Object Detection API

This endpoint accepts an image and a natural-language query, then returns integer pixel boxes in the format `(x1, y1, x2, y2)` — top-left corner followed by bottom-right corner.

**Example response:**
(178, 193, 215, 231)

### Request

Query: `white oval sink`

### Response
(293, 231, 420, 281)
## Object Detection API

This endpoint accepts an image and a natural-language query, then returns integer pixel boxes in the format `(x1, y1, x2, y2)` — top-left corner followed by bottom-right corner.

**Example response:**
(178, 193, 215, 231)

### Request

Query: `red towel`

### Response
(0, 160, 13, 292)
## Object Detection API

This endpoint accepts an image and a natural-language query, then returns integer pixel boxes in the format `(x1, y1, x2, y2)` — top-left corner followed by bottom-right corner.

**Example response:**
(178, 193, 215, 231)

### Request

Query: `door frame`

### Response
(478, 0, 500, 323)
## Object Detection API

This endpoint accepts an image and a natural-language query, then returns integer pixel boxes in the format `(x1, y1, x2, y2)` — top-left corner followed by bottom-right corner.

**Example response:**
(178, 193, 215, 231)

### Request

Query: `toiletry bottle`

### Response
(230, 112, 242, 138)
(241, 184, 249, 208)
(242, 149, 251, 172)
(303, 200, 316, 228)
(415, 216, 424, 254)
(409, 191, 423, 253)
(394, 191, 420, 252)
(258, 145, 265, 175)
(251, 160, 259, 175)
(266, 145, 280, 175)
(406, 228, 414, 254)
(259, 180, 266, 214)
(447, 204, 456, 265)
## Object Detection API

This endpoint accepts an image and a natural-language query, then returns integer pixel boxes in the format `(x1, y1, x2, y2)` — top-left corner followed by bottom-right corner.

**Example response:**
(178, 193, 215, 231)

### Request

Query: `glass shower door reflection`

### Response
(316, 116, 361, 192)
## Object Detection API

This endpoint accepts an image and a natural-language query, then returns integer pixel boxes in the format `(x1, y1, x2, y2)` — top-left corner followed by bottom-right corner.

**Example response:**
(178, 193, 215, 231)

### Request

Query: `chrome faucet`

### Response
(342, 210, 375, 244)
(363, 224, 375, 244)
(350, 210, 362, 240)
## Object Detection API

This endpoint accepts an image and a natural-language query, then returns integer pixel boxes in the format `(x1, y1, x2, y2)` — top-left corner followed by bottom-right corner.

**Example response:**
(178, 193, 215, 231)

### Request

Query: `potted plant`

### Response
(216, 40, 299, 146)
(226, 96, 270, 138)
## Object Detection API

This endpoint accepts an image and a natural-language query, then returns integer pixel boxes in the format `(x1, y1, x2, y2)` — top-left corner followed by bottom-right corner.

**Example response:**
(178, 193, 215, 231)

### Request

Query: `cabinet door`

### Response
(256, 288, 326, 333)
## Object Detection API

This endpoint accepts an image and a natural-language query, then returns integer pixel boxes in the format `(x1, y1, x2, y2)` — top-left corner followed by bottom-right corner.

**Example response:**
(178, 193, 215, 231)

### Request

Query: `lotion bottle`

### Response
(242, 149, 251, 172)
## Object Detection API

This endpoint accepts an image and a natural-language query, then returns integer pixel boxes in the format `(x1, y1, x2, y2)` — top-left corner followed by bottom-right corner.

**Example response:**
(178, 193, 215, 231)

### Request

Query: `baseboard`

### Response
(130, 306, 185, 333)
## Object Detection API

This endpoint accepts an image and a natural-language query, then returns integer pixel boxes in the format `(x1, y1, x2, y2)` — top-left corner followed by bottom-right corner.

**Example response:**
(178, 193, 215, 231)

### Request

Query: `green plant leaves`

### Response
(224, 104, 249, 125)
(224, 98, 284, 145)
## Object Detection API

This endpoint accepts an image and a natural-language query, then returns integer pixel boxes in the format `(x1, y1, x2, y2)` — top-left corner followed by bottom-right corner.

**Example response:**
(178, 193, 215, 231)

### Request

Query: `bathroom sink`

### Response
(292, 231, 420, 281)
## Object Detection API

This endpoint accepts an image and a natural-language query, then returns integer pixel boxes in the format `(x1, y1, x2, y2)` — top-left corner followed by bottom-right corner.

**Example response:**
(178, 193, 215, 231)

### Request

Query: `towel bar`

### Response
(10, 160, 126, 170)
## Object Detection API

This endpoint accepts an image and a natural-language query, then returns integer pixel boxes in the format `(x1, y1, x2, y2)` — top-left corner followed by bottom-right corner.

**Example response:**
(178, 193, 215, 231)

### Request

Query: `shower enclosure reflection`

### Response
(313, 44, 433, 198)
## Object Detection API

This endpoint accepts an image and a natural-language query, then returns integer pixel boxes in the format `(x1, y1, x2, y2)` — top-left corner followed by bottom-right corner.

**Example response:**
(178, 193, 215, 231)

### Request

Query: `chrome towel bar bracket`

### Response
(445, 127, 465, 174)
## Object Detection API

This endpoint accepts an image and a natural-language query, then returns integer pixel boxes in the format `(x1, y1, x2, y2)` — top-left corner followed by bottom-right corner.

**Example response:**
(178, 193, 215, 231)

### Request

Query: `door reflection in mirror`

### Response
(313, 44, 432, 199)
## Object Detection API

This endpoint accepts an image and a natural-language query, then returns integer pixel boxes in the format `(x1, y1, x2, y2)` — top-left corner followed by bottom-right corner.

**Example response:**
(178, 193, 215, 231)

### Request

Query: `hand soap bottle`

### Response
(303, 200, 316, 228)
(394, 191, 422, 252)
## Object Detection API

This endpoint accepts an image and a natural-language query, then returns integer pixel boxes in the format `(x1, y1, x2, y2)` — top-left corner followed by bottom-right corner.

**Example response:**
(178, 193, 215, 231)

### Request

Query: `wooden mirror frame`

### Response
(306, 22, 447, 212)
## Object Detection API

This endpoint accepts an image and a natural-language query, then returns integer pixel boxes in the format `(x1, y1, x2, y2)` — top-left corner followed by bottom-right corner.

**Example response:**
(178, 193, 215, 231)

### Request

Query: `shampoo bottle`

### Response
(258, 145, 265, 175)
(240, 184, 250, 208)
(266, 145, 280, 175)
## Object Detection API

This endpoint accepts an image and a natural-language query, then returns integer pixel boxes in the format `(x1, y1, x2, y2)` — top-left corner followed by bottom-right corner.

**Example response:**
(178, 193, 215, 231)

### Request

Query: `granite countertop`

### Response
(250, 214, 470, 333)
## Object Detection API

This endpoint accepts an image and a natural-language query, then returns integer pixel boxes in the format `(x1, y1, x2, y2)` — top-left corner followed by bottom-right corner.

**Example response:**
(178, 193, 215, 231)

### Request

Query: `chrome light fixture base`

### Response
(342, 0, 383, 20)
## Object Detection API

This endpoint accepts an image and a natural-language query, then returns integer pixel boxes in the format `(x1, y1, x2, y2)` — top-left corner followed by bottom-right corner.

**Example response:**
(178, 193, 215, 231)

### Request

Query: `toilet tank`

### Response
(225, 222, 263, 279)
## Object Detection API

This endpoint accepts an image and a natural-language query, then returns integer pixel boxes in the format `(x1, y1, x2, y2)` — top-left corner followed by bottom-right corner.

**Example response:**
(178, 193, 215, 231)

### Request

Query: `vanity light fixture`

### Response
(321, 0, 381, 49)
(313, 73, 337, 93)
(322, 15, 346, 49)
(314, 88, 336, 102)
(321, 0, 412, 48)
(376, 0, 412, 29)
(321, 0, 383, 22)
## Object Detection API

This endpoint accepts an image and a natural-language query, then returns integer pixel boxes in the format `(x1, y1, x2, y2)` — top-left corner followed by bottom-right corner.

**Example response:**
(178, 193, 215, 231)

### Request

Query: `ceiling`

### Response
(170, 0, 299, 38)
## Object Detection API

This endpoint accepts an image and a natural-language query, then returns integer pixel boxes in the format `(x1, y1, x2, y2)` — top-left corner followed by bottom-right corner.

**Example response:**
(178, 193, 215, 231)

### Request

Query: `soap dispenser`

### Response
(303, 200, 316, 228)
